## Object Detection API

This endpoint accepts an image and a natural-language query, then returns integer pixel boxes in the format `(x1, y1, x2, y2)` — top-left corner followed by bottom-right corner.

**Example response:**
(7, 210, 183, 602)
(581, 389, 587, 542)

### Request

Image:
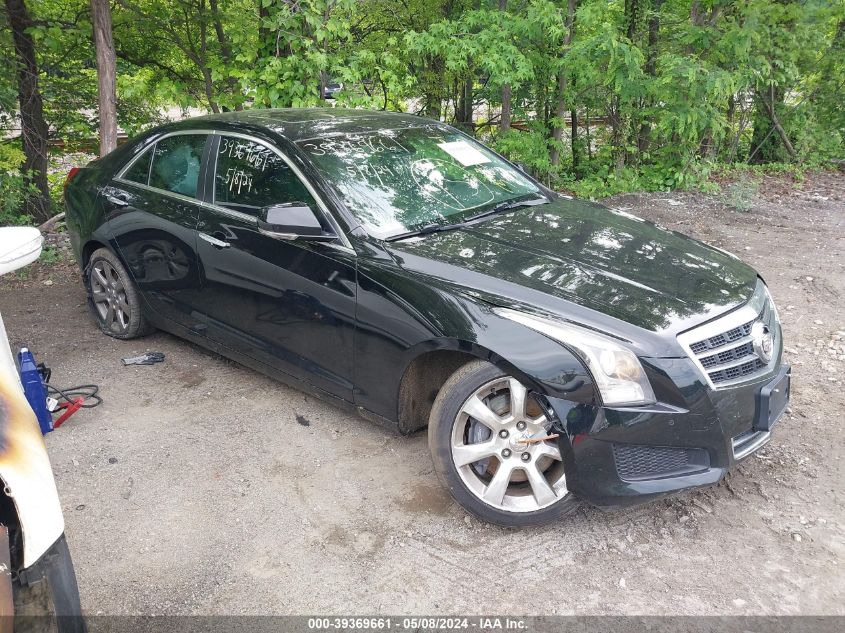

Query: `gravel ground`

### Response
(1, 171, 843, 616)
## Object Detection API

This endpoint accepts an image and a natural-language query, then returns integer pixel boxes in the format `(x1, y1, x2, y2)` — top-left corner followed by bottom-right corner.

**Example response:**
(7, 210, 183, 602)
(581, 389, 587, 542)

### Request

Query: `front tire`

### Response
(85, 248, 153, 339)
(13, 536, 85, 633)
(428, 360, 579, 526)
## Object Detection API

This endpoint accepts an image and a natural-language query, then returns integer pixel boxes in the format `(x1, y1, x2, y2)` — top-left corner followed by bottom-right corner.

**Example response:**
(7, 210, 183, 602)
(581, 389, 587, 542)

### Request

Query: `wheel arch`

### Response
(81, 239, 110, 269)
(80, 239, 134, 284)
(395, 338, 558, 435)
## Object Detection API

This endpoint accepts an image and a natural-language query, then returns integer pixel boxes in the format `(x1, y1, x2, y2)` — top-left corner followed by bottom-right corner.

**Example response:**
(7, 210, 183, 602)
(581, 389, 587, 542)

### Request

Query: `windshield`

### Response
(297, 125, 539, 239)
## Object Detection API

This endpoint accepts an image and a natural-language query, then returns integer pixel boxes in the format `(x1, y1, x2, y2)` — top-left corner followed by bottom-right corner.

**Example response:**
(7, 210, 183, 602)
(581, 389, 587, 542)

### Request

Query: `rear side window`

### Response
(149, 134, 207, 198)
(213, 136, 315, 215)
(122, 147, 153, 184)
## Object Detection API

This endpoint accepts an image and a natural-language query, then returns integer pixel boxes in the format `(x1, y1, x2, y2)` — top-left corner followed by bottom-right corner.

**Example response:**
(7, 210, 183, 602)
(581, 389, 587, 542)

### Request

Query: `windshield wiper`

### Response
(462, 195, 549, 224)
(385, 222, 465, 242)
(385, 195, 549, 242)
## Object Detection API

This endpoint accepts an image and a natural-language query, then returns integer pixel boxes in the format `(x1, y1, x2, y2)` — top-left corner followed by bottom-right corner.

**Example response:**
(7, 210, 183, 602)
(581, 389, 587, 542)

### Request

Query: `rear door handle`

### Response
(199, 233, 230, 249)
(105, 193, 129, 207)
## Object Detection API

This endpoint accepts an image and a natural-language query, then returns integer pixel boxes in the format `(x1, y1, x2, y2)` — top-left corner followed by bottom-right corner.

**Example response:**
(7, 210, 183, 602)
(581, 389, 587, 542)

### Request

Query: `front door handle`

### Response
(199, 232, 231, 249)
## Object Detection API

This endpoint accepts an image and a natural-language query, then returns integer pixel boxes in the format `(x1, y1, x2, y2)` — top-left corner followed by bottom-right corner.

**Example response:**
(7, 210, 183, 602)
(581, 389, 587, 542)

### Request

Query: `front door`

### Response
(107, 133, 208, 329)
(193, 134, 356, 402)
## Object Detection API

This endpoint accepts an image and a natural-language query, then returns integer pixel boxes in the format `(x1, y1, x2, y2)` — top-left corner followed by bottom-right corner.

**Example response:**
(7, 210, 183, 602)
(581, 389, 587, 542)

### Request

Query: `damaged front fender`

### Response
(0, 312, 64, 569)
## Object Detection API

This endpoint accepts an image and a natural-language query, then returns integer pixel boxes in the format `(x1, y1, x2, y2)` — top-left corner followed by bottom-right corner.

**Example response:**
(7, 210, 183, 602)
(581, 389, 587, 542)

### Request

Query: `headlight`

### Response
(494, 308, 656, 407)
(762, 282, 780, 324)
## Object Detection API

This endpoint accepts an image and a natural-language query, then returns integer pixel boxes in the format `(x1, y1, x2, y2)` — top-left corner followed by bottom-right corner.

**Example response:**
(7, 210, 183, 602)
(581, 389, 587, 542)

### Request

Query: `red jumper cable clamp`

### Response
(53, 397, 85, 429)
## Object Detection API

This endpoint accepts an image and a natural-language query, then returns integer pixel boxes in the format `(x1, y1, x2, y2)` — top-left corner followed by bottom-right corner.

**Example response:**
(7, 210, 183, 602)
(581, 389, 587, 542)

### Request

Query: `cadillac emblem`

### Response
(751, 321, 774, 363)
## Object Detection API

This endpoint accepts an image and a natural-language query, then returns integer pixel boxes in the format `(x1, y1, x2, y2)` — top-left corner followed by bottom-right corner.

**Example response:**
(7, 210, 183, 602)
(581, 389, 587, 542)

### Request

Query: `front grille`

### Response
(677, 280, 779, 389)
(699, 341, 755, 368)
(612, 444, 710, 481)
(690, 312, 765, 385)
(708, 358, 766, 383)
(690, 320, 754, 354)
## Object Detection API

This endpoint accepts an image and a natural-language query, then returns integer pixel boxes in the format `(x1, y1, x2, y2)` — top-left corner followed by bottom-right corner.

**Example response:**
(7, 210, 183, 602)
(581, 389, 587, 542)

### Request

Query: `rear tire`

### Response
(84, 248, 153, 339)
(428, 360, 580, 527)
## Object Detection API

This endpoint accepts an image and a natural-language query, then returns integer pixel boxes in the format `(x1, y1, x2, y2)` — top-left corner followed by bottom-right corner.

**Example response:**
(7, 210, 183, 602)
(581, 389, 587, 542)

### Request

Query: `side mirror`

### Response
(257, 202, 336, 242)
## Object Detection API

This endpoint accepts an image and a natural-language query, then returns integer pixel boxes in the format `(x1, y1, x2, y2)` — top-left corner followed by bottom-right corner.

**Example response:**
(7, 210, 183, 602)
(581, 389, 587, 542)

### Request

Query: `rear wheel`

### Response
(85, 248, 152, 339)
(428, 360, 579, 526)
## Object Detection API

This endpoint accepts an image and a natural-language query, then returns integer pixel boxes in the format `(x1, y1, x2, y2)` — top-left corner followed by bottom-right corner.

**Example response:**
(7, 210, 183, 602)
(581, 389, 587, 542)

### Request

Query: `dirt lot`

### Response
(1, 171, 843, 616)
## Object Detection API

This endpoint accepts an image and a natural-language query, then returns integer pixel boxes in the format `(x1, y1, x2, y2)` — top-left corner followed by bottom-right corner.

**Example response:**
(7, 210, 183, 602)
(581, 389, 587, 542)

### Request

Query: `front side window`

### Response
(297, 125, 539, 239)
(149, 134, 207, 198)
(213, 136, 316, 215)
(122, 146, 153, 184)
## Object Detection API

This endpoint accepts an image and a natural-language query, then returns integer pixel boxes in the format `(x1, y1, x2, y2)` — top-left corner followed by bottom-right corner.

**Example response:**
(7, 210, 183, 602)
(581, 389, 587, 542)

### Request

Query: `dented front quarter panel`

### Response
(0, 312, 64, 568)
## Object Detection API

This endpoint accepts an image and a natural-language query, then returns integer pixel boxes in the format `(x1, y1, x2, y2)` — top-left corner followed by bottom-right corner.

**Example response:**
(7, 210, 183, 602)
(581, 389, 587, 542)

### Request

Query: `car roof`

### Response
(161, 108, 438, 142)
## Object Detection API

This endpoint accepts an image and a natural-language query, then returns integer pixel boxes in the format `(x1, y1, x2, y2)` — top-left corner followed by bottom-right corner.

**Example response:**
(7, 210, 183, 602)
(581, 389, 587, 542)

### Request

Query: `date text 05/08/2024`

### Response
(307, 617, 528, 631)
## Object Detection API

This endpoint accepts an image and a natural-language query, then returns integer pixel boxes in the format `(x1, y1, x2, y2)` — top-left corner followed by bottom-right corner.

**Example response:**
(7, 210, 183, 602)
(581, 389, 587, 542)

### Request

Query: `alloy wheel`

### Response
(450, 376, 567, 512)
(90, 259, 130, 334)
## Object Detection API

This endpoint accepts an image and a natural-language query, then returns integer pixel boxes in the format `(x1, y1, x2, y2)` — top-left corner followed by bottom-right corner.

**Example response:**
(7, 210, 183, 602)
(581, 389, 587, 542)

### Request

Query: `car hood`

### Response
(385, 196, 758, 336)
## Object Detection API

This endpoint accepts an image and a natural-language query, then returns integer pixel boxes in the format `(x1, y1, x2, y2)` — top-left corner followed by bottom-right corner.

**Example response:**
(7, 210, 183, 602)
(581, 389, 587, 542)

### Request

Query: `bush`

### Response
(721, 177, 760, 213)
(0, 144, 36, 226)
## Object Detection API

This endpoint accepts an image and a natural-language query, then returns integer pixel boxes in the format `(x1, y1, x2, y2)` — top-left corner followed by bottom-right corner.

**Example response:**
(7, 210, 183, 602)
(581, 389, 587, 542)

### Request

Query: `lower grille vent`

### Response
(612, 444, 710, 481)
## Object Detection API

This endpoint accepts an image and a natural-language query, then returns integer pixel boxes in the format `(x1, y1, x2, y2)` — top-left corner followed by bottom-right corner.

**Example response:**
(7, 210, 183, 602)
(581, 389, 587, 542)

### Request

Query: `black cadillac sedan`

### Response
(64, 108, 790, 526)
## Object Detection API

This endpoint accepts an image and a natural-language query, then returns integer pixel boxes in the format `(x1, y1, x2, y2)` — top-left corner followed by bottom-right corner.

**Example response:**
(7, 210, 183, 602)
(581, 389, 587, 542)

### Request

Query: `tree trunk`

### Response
(749, 85, 794, 163)
(549, 71, 567, 167)
(210, 0, 242, 109)
(456, 77, 473, 131)
(210, 0, 233, 62)
(499, 0, 511, 133)
(319, 70, 328, 100)
(637, 0, 662, 154)
(424, 91, 442, 120)
(625, 0, 639, 41)
(90, 0, 118, 156)
(501, 84, 512, 133)
(570, 98, 579, 174)
(258, 1, 271, 57)
(690, 0, 720, 28)
(644, 0, 661, 79)
(720, 93, 735, 160)
(550, 0, 577, 167)
(610, 95, 625, 170)
(5, 0, 51, 223)
(464, 78, 473, 128)
(758, 90, 796, 160)
(195, 1, 219, 113)
(201, 67, 220, 113)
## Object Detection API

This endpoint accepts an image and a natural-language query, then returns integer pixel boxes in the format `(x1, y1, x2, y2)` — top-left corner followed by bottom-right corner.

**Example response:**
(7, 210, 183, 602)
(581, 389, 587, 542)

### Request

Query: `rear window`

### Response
(149, 134, 207, 198)
(122, 147, 152, 185)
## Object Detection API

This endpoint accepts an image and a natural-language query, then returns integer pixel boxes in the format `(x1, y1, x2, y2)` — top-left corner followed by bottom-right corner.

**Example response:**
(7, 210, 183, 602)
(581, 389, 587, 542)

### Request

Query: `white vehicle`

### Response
(0, 227, 84, 631)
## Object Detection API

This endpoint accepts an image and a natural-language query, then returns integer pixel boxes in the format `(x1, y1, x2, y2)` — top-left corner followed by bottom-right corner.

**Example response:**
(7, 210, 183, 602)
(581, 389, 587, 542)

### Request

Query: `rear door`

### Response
(192, 133, 357, 402)
(106, 132, 210, 328)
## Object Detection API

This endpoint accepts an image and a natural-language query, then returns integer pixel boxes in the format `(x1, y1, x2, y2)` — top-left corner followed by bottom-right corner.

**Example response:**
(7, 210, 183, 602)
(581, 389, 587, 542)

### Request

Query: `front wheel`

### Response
(13, 536, 85, 633)
(428, 360, 579, 526)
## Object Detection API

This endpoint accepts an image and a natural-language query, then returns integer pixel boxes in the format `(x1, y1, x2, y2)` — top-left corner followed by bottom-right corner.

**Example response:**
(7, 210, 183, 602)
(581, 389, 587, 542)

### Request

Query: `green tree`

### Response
(2, 0, 844, 220)
(3, 0, 51, 222)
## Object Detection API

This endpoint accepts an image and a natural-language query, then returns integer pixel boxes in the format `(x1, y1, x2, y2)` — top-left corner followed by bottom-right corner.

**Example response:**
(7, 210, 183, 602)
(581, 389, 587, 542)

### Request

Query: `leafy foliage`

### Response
(0, 0, 843, 220)
(0, 142, 36, 225)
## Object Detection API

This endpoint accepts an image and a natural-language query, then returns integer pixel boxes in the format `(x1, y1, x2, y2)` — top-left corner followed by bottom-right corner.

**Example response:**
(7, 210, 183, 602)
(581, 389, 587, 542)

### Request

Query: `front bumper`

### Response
(548, 360, 791, 508)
